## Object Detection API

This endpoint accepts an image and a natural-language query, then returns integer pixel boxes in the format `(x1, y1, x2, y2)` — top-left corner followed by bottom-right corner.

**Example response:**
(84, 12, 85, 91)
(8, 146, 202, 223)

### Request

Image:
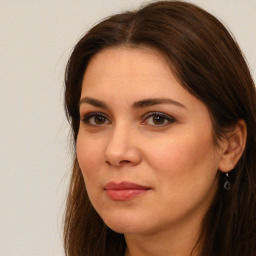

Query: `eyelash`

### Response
(142, 112, 175, 126)
(81, 111, 175, 127)
(81, 112, 110, 126)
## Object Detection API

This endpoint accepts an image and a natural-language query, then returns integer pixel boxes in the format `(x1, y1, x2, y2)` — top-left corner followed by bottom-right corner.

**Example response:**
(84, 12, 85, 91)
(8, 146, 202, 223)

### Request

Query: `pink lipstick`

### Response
(104, 181, 150, 201)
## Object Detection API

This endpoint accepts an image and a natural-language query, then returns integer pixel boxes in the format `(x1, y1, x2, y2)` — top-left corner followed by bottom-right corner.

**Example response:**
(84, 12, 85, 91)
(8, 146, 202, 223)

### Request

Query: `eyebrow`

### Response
(79, 97, 186, 109)
(79, 97, 108, 109)
(132, 98, 186, 109)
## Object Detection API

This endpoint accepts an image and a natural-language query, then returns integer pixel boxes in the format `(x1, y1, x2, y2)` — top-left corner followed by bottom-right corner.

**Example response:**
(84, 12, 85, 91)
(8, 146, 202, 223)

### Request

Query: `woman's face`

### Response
(77, 47, 224, 235)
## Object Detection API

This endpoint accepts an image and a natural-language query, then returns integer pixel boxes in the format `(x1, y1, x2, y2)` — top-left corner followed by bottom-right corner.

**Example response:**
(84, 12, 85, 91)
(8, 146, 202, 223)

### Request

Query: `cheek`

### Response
(76, 134, 104, 182)
(144, 133, 219, 216)
(144, 132, 218, 184)
(76, 134, 107, 209)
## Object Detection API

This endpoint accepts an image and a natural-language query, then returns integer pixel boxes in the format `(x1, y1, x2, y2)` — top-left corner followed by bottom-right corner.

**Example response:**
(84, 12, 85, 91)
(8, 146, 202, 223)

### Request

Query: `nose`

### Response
(104, 124, 142, 167)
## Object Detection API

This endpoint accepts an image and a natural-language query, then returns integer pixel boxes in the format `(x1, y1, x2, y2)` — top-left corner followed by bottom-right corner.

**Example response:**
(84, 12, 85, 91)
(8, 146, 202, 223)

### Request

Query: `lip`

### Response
(104, 181, 151, 201)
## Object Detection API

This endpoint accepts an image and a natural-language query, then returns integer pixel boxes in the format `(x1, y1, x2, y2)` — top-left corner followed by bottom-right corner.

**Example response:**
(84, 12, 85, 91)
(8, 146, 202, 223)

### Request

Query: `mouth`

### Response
(104, 181, 151, 201)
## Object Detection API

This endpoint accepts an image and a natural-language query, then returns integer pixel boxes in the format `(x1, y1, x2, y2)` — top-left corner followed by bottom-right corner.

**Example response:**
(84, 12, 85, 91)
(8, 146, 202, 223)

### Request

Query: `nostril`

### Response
(105, 160, 111, 166)
(120, 160, 131, 164)
(105, 159, 131, 167)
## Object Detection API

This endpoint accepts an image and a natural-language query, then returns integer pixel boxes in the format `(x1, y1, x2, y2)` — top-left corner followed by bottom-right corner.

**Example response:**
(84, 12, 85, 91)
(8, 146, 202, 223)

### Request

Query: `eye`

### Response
(142, 112, 175, 126)
(81, 112, 111, 126)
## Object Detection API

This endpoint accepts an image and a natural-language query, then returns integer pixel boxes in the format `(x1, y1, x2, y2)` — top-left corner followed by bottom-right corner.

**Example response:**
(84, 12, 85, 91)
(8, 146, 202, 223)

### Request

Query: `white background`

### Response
(0, 1, 255, 255)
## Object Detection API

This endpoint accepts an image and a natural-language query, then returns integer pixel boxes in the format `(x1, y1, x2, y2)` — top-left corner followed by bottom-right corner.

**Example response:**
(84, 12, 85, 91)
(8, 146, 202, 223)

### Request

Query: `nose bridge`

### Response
(104, 121, 141, 167)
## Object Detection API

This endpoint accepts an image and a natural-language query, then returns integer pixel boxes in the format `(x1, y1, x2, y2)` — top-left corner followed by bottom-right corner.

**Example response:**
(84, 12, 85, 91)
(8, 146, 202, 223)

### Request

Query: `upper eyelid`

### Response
(80, 111, 110, 121)
(143, 111, 175, 120)
(80, 111, 107, 117)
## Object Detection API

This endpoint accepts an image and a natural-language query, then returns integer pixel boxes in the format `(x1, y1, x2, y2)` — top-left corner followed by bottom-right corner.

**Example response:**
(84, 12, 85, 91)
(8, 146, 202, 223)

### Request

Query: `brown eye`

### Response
(142, 112, 175, 126)
(152, 115, 167, 125)
(94, 116, 106, 124)
(82, 112, 110, 126)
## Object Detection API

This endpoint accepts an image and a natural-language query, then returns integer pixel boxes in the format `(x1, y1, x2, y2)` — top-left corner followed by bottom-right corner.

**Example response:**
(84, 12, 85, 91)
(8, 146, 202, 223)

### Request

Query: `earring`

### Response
(224, 172, 231, 191)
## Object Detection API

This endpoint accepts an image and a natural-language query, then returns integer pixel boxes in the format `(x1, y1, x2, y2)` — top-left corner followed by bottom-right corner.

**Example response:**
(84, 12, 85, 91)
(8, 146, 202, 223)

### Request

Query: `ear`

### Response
(218, 120, 247, 173)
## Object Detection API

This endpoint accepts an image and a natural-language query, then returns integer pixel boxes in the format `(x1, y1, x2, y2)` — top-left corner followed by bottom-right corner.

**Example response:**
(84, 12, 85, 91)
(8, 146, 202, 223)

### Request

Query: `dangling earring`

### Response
(224, 172, 231, 191)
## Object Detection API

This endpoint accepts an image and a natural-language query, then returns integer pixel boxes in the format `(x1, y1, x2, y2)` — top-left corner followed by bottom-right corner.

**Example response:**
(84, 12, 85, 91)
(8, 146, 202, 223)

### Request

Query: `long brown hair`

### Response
(63, 1, 256, 255)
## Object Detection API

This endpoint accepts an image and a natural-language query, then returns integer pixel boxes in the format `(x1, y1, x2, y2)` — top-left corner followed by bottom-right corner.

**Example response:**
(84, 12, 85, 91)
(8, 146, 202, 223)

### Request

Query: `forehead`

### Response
(86, 46, 170, 72)
(81, 46, 181, 96)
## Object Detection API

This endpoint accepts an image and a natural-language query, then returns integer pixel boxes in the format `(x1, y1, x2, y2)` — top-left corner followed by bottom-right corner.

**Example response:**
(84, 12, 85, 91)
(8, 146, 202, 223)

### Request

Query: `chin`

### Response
(102, 212, 149, 234)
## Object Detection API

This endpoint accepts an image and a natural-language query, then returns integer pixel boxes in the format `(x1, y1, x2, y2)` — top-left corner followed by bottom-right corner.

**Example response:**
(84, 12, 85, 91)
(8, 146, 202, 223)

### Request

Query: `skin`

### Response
(76, 47, 235, 256)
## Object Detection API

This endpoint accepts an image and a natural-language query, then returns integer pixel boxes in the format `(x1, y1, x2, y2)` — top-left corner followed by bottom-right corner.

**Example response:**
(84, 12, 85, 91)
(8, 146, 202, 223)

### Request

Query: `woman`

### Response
(63, 1, 256, 255)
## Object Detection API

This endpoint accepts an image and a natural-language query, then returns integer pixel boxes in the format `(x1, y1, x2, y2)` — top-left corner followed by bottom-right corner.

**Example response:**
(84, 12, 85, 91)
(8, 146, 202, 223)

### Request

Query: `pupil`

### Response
(95, 116, 105, 124)
(153, 116, 165, 124)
